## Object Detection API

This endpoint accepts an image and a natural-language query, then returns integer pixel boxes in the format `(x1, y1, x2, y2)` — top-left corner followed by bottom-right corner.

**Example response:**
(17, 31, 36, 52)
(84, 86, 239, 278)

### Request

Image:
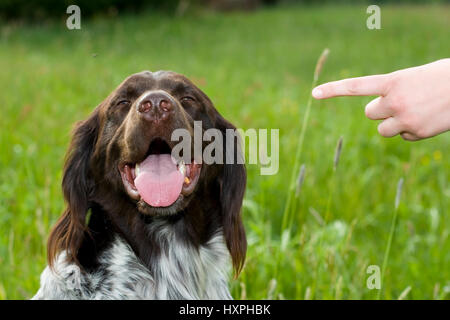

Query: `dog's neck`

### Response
(35, 201, 232, 300)
(80, 193, 222, 269)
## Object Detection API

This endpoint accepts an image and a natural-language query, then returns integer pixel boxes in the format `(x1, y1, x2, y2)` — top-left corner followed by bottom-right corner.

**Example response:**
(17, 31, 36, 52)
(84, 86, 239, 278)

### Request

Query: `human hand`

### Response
(312, 59, 450, 141)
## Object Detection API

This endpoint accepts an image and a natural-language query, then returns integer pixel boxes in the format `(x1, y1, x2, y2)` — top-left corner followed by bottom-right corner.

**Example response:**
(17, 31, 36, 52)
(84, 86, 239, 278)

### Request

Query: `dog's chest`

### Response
(33, 233, 232, 300)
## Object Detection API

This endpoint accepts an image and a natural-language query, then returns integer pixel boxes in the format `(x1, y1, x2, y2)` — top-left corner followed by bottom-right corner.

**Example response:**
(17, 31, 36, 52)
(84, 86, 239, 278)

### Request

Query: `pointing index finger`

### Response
(312, 74, 391, 99)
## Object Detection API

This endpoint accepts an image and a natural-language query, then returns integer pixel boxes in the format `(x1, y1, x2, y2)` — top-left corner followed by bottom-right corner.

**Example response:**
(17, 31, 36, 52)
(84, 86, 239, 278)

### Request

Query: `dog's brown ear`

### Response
(47, 108, 100, 268)
(216, 114, 247, 278)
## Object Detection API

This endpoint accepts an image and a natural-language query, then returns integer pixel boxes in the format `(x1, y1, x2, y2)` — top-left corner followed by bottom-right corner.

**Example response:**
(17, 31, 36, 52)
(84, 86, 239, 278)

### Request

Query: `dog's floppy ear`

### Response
(47, 107, 100, 268)
(216, 113, 247, 277)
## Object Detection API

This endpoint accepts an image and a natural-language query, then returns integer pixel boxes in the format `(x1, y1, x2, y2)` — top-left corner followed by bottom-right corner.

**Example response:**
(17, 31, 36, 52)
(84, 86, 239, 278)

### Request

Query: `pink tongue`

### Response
(134, 154, 184, 207)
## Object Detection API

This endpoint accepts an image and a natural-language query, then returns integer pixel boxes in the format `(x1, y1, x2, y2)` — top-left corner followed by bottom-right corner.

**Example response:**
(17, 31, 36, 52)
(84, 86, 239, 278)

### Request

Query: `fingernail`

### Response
(312, 88, 323, 99)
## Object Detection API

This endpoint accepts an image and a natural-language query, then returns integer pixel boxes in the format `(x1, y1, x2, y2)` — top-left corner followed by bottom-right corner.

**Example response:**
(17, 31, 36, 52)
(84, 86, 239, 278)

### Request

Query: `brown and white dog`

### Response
(33, 71, 246, 299)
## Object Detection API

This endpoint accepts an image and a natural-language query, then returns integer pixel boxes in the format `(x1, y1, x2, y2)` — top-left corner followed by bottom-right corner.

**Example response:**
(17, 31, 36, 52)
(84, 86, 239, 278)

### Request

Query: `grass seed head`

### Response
(395, 177, 404, 210)
(296, 164, 306, 196)
(314, 48, 330, 81)
(267, 278, 277, 299)
(333, 136, 343, 171)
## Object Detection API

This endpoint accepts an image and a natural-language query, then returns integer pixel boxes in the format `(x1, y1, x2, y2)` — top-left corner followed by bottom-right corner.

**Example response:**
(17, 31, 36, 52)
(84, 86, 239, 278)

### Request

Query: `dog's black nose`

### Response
(137, 91, 173, 123)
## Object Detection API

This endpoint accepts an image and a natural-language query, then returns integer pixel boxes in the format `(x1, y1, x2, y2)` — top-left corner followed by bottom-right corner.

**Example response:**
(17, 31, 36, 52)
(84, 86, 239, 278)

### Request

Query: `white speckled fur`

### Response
(33, 225, 231, 300)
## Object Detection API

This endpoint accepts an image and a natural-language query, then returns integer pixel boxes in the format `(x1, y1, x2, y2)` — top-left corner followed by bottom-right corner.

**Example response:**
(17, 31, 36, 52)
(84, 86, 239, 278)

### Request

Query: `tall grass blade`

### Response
(276, 49, 330, 281)
(281, 48, 330, 232)
(377, 177, 404, 299)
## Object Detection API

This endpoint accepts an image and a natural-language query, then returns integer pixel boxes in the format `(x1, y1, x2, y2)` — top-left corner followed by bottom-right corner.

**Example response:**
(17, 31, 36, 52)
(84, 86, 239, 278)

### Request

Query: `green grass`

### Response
(0, 4, 449, 300)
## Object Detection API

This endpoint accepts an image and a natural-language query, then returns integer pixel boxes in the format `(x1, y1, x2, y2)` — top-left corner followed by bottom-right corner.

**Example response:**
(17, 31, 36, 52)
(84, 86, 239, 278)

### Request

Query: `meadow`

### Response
(0, 4, 449, 299)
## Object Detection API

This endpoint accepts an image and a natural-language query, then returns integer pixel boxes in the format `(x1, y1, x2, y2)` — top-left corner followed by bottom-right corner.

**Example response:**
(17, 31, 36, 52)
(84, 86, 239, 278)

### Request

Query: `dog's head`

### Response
(48, 71, 246, 275)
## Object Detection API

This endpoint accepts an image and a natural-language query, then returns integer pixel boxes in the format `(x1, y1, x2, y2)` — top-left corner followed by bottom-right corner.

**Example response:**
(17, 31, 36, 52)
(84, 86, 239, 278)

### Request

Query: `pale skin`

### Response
(312, 58, 450, 141)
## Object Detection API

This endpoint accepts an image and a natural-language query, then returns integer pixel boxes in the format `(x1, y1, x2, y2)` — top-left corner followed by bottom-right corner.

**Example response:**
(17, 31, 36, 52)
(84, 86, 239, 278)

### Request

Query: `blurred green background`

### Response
(0, 1, 449, 299)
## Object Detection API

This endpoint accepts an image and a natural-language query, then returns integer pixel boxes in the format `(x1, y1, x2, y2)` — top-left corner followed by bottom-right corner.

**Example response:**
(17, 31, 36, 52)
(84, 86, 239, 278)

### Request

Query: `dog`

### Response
(33, 71, 246, 299)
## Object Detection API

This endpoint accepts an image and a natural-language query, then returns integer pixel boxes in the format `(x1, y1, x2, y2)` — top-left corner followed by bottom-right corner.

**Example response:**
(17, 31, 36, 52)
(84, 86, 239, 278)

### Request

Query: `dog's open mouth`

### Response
(119, 138, 201, 207)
